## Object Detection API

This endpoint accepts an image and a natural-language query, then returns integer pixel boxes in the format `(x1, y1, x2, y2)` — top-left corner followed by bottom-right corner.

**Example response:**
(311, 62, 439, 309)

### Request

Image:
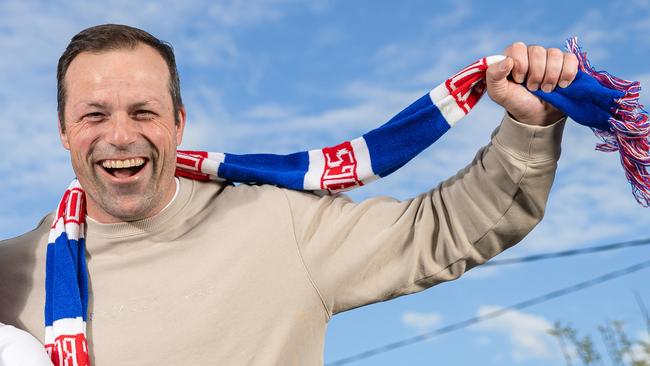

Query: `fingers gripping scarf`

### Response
(44, 39, 648, 365)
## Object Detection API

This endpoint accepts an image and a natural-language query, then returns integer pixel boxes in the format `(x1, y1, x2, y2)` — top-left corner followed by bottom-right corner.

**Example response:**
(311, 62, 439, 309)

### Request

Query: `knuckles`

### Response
(505, 43, 573, 63)
(511, 41, 527, 51)
(527, 45, 547, 59)
(547, 47, 563, 58)
(503, 42, 577, 81)
(565, 53, 579, 68)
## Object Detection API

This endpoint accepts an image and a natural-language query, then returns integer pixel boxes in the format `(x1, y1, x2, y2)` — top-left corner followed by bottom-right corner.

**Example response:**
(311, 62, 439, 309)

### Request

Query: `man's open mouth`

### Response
(100, 158, 147, 178)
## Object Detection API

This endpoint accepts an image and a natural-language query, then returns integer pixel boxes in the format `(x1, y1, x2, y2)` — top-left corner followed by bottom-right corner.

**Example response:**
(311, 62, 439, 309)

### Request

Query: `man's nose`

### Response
(106, 112, 138, 147)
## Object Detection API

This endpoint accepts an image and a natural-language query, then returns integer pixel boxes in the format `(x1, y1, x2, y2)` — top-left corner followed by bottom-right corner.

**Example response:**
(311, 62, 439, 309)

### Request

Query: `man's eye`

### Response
(134, 110, 156, 120)
(83, 112, 105, 122)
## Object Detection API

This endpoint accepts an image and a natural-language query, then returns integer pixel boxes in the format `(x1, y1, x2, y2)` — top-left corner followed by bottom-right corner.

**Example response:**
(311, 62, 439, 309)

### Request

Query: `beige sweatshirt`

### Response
(0, 114, 565, 365)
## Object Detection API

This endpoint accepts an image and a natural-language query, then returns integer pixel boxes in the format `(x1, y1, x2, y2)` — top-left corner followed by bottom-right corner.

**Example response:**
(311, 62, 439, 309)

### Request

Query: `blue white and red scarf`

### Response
(43, 39, 648, 365)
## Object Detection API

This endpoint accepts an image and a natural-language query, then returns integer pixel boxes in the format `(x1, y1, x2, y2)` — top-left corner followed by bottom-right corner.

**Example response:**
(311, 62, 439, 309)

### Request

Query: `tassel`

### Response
(566, 37, 650, 207)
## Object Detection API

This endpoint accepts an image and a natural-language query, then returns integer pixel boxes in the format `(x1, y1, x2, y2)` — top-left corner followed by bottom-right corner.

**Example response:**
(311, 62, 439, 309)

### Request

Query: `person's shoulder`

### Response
(182, 176, 357, 210)
(224, 182, 349, 203)
(0, 214, 50, 329)
(188, 177, 286, 200)
(0, 213, 52, 260)
(178, 178, 289, 215)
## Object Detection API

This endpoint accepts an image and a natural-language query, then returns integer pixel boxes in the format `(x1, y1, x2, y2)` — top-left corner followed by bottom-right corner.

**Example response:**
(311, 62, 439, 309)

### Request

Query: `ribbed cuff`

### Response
(492, 113, 566, 162)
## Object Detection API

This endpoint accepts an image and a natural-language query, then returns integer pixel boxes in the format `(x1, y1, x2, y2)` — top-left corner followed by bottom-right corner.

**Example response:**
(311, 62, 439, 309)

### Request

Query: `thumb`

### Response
(486, 56, 514, 105)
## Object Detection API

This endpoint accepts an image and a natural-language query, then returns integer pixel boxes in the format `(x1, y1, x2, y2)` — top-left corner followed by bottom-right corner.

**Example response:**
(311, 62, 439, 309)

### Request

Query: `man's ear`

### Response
(175, 106, 187, 147)
(59, 120, 71, 151)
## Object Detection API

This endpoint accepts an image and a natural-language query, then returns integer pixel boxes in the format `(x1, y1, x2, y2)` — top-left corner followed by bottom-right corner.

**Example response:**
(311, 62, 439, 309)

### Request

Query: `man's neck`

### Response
(86, 177, 180, 224)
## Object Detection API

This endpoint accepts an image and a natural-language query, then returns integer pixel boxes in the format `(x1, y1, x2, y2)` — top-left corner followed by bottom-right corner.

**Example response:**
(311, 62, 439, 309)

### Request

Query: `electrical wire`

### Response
(326, 257, 650, 366)
(483, 237, 650, 266)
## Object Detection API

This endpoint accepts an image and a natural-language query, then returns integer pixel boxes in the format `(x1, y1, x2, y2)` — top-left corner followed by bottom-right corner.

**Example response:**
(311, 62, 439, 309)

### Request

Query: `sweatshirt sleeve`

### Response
(282, 113, 565, 316)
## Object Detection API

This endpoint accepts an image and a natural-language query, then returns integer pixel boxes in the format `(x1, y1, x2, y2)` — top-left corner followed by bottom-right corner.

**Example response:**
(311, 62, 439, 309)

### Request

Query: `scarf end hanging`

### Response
(566, 37, 650, 207)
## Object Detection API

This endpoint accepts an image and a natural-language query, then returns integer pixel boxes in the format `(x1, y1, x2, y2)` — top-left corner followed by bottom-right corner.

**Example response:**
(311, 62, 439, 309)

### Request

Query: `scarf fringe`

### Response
(566, 37, 650, 207)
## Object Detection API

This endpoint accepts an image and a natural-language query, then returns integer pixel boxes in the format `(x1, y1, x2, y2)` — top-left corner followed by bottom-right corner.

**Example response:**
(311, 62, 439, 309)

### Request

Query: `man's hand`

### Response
(486, 42, 579, 126)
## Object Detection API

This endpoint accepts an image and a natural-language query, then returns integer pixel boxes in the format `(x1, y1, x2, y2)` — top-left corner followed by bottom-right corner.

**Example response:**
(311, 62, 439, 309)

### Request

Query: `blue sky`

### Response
(1, 0, 649, 364)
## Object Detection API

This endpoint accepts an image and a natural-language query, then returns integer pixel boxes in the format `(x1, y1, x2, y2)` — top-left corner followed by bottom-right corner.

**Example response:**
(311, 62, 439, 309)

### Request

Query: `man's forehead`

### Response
(64, 45, 171, 108)
(65, 44, 169, 86)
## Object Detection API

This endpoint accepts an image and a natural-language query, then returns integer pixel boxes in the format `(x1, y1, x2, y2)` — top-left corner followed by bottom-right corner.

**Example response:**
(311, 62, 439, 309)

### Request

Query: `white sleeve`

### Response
(0, 323, 53, 366)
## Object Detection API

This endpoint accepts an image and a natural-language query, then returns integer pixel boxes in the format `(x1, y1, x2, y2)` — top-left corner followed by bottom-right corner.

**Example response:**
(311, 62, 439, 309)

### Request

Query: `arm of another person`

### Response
(281, 43, 578, 316)
(0, 323, 53, 366)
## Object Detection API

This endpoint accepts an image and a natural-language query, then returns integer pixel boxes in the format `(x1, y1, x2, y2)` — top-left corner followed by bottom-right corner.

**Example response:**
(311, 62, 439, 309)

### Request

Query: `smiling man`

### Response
(0, 24, 575, 365)
(59, 32, 184, 223)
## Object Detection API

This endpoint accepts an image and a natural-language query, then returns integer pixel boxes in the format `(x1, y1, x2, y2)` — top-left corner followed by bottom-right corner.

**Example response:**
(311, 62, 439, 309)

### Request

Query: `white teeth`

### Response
(101, 158, 145, 169)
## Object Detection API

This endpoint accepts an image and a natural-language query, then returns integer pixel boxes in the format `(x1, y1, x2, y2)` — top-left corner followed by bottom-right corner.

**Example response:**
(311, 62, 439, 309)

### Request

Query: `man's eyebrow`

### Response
(130, 100, 161, 109)
(78, 102, 108, 110)
(73, 100, 163, 113)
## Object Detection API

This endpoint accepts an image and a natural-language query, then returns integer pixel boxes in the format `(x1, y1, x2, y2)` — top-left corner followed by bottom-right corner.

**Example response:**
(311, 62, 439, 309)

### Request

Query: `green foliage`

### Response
(549, 293, 650, 366)
(549, 320, 649, 366)
(548, 294, 650, 366)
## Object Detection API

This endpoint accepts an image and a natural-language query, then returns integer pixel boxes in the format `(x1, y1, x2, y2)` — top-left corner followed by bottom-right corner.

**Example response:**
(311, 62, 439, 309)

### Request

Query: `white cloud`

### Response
(203, 0, 289, 27)
(0, 0, 305, 71)
(563, 9, 625, 60)
(462, 264, 503, 280)
(313, 27, 344, 47)
(243, 104, 298, 120)
(473, 305, 557, 362)
(428, 0, 471, 29)
(181, 86, 234, 150)
(401, 311, 443, 332)
(475, 335, 491, 346)
(373, 19, 559, 90)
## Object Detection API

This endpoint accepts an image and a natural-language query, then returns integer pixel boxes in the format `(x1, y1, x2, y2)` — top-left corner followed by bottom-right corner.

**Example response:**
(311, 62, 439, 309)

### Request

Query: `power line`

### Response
(484, 237, 650, 266)
(325, 257, 650, 366)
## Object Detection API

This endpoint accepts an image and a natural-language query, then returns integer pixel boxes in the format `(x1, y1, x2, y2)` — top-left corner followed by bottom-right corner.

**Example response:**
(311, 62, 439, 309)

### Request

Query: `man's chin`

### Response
(82, 167, 174, 222)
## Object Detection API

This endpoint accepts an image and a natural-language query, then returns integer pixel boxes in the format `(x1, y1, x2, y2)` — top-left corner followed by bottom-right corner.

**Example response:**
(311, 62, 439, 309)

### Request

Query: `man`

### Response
(0, 24, 576, 364)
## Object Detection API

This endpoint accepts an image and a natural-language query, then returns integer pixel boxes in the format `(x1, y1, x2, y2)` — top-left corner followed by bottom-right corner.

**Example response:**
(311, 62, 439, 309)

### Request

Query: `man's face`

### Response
(60, 44, 185, 223)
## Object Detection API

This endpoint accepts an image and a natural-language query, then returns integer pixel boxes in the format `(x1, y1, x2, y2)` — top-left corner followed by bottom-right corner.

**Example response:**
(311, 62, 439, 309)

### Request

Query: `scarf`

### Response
(43, 38, 648, 365)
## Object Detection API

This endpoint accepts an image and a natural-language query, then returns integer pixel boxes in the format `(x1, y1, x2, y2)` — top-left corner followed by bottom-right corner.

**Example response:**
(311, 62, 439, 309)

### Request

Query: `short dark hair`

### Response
(57, 24, 183, 131)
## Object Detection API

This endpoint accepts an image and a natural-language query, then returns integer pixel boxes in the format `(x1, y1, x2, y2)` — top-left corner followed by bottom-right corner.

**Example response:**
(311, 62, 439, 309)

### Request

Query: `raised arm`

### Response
(281, 43, 576, 316)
